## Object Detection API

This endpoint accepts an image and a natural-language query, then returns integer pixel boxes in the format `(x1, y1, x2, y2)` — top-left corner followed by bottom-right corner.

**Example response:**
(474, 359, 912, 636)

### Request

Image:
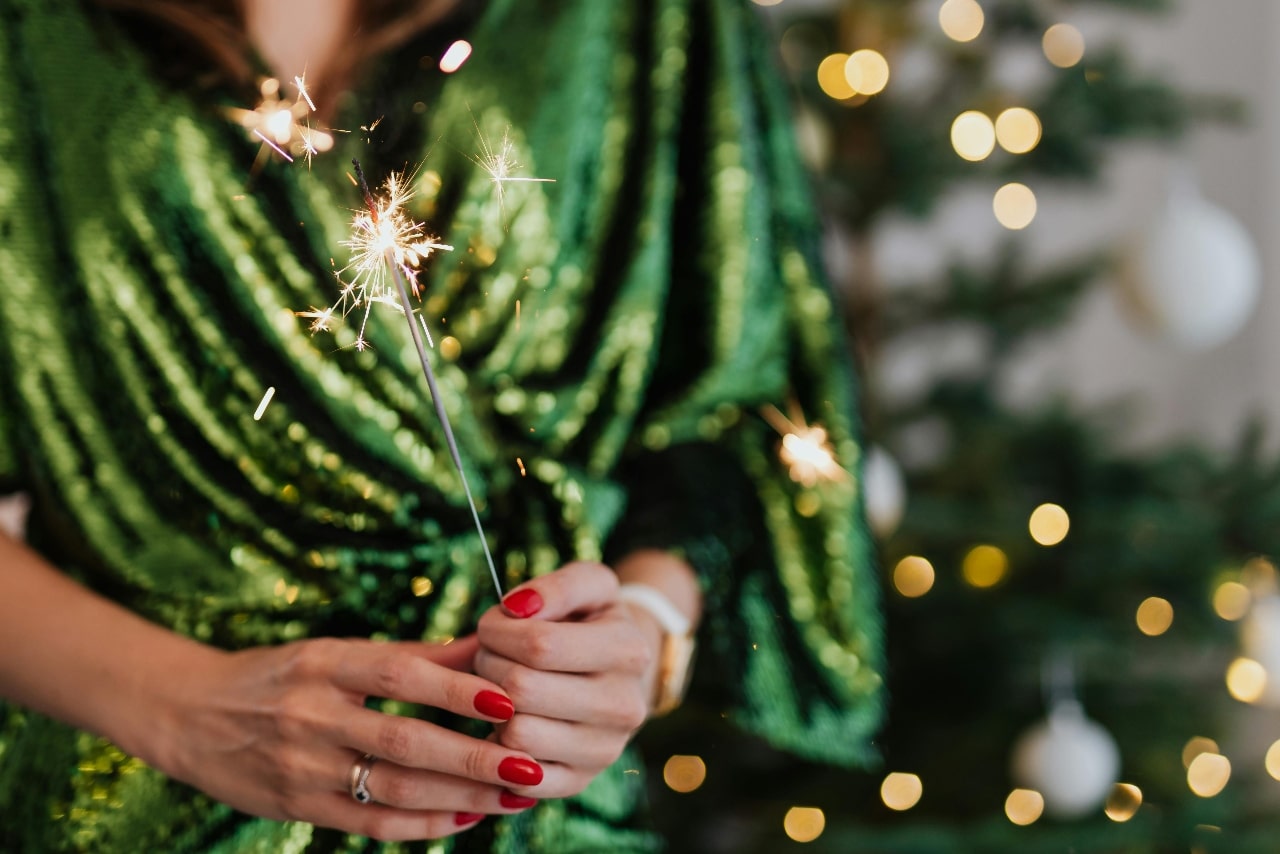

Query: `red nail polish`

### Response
(474, 690, 514, 721)
(455, 812, 485, 826)
(498, 757, 544, 786)
(503, 588, 543, 618)
(500, 791, 539, 810)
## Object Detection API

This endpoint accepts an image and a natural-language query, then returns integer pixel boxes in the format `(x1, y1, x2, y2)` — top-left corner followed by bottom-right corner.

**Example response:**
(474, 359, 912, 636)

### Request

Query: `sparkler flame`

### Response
(762, 404, 848, 488)
(469, 120, 554, 215)
(227, 75, 335, 166)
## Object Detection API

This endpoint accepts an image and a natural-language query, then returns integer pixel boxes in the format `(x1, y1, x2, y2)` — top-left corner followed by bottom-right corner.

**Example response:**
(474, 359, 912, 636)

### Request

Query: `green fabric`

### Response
(0, 0, 884, 851)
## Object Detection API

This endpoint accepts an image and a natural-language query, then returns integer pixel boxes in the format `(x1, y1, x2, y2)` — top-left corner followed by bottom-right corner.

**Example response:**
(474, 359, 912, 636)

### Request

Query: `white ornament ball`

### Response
(1242, 595, 1280, 706)
(1118, 175, 1260, 351)
(1010, 701, 1120, 819)
(862, 445, 906, 539)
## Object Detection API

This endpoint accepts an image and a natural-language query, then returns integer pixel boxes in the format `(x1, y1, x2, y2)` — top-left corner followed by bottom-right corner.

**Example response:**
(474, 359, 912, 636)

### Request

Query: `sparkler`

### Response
(309, 160, 502, 599)
(227, 75, 335, 166)
(468, 118, 554, 215)
(761, 403, 848, 487)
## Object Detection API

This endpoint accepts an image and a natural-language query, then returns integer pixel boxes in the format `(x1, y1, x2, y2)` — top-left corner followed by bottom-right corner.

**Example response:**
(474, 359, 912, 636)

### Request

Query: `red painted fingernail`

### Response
(455, 812, 485, 826)
(474, 690, 514, 721)
(498, 757, 544, 786)
(500, 791, 539, 809)
(503, 588, 543, 618)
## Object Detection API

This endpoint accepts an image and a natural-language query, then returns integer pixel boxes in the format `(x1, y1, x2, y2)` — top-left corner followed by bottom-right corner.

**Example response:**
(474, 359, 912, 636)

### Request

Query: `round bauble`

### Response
(1010, 700, 1120, 819)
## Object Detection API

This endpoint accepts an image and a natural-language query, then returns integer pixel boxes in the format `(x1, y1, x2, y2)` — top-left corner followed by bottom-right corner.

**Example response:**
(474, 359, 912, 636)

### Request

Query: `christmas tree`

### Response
(639, 1, 1280, 851)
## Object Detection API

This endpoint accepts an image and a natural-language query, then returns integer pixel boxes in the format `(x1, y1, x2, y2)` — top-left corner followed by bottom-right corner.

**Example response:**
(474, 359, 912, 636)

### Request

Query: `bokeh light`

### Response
(663, 755, 707, 793)
(951, 110, 996, 161)
(410, 576, 434, 597)
(783, 807, 826, 843)
(1028, 503, 1068, 545)
(1265, 739, 1280, 780)
(939, 0, 985, 43)
(817, 53, 856, 100)
(1183, 737, 1220, 768)
(993, 183, 1037, 230)
(962, 544, 1009, 588)
(880, 773, 923, 811)
(1104, 783, 1143, 822)
(1187, 752, 1231, 798)
(846, 49, 890, 96)
(1136, 596, 1174, 636)
(438, 40, 472, 73)
(1043, 23, 1086, 68)
(1005, 789, 1044, 826)
(1213, 581, 1251, 621)
(995, 107, 1042, 154)
(1226, 657, 1267, 703)
(894, 556, 936, 598)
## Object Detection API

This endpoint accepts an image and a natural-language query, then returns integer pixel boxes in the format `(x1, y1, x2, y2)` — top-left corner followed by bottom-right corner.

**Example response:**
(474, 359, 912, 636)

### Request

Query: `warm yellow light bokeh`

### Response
(845, 49, 890, 96)
(752, 0, 785, 5)
(1135, 596, 1174, 636)
(951, 111, 996, 161)
(663, 755, 707, 793)
(1187, 752, 1231, 798)
(995, 107, 1042, 154)
(783, 807, 826, 843)
(1213, 581, 1251, 621)
(1104, 783, 1143, 822)
(438, 40, 473, 74)
(1043, 23, 1086, 68)
(1182, 737, 1220, 769)
(939, 0, 985, 43)
(1226, 657, 1267, 703)
(994, 183, 1037, 230)
(1265, 739, 1280, 780)
(1243, 556, 1279, 593)
(818, 53, 856, 100)
(1004, 789, 1044, 826)
(880, 773, 923, 811)
(1028, 502, 1068, 545)
(410, 576, 434, 597)
(894, 556, 936, 598)
(962, 544, 1009, 588)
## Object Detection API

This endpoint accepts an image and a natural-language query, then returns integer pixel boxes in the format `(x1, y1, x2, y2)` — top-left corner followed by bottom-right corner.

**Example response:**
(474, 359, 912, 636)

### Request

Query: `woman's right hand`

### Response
(154, 633, 543, 840)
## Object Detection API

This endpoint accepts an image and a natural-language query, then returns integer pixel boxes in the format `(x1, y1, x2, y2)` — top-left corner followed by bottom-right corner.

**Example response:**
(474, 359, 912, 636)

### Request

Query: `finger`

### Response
(338, 709, 545, 789)
(301, 791, 486, 841)
(362, 760, 538, 814)
(474, 648, 648, 728)
(328, 640, 514, 722)
(500, 759, 595, 801)
(498, 561, 618, 621)
(497, 714, 629, 770)
(479, 608, 650, 674)
(399, 634, 479, 672)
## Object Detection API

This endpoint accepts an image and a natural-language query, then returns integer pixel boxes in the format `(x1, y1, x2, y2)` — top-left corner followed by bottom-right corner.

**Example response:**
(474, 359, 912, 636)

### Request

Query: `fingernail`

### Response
(498, 757, 544, 786)
(474, 690, 514, 721)
(455, 812, 485, 826)
(502, 588, 543, 618)
(500, 791, 539, 809)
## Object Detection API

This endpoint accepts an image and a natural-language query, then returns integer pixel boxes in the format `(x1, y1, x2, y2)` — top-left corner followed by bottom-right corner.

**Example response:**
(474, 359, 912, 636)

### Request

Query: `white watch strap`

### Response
(618, 584, 691, 636)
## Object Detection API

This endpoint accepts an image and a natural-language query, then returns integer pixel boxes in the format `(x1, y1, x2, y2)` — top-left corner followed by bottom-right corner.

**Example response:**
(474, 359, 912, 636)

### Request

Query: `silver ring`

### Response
(348, 753, 378, 804)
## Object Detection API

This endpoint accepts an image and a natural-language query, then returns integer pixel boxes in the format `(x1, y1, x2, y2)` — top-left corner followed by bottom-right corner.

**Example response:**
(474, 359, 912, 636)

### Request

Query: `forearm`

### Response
(0, 531, 220, 770)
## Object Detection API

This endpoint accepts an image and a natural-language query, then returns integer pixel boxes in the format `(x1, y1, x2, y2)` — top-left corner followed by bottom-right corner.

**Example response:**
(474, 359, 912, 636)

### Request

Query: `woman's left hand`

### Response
(474, 562, 659, 799)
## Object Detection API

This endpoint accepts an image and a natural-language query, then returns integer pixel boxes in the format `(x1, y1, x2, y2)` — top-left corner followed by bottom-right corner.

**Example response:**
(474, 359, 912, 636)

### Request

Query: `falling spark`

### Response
(253, 386, 276, 421)
(515, 299, 521, 331)
(516, 457, 527, 476)
(468, 115, 555, 216)
(761, 403, 848, 487)
(293, 74, 317, 112)
(252, 129, 293, 162)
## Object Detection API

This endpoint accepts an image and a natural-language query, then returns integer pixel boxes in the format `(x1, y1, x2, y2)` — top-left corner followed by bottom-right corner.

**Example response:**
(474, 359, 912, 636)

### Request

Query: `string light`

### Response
(962, 544, 1008, 588)
(783, 807, 826, 843)
(1028, 503, 1068, 545)
(1182, 737, 1220, 768)
(1187, 752, 1231, 798)
(1043, 23, 1086, 68)
(663, 755, 707, 793)
(1265, 739, 1280, 780)
(1225, 657, 1267, 703)
(1135, 596, 1174, 636)
(993, 183, 1037, 230)
(845, 49, 890, 96)
(1104, 783, 1143, 822)
(880, 773, 923, 811)
(939, 0, 985, 43)
(1213, 581, 1251, 620)
(995, 107, 1042, 154)
(951, 110, 996, 161)
(817, 53, 857, 100)
(1004, 789, 1044, 826)
(894, 556, 935, 598)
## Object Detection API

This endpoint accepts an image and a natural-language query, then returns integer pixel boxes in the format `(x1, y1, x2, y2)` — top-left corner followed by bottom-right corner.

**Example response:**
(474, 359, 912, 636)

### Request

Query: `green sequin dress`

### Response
(0, 0, 883, 850)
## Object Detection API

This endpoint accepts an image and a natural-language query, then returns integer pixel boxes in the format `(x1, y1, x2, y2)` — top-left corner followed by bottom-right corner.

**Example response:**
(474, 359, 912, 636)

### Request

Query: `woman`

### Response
(0, 0, 884, 850)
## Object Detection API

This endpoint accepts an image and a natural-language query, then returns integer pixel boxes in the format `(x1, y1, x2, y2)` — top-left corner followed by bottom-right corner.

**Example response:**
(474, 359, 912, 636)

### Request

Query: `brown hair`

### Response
(92, 0, 459, 113)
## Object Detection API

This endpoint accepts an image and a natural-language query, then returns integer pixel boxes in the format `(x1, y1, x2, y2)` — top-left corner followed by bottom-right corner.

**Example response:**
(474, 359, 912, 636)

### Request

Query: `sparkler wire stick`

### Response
(351, 160, 503, 599)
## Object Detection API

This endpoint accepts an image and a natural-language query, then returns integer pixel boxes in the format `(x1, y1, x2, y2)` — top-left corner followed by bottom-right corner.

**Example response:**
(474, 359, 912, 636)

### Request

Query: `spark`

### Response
(516, 457, 527, 476)
(226, 75, 335, 167)
(468, 116, 554, 216)
(515, 299, 521, 331)
(761, 403, 848, 487)
(253, 386, 276, 421)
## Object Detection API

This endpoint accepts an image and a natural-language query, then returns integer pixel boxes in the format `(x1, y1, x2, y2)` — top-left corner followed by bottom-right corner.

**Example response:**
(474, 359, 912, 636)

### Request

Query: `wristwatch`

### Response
(618, 584, 697, 717)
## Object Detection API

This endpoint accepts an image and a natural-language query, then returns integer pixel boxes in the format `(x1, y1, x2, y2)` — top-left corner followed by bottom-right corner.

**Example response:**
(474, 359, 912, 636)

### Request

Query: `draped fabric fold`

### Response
(0, 0, 882, 849)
